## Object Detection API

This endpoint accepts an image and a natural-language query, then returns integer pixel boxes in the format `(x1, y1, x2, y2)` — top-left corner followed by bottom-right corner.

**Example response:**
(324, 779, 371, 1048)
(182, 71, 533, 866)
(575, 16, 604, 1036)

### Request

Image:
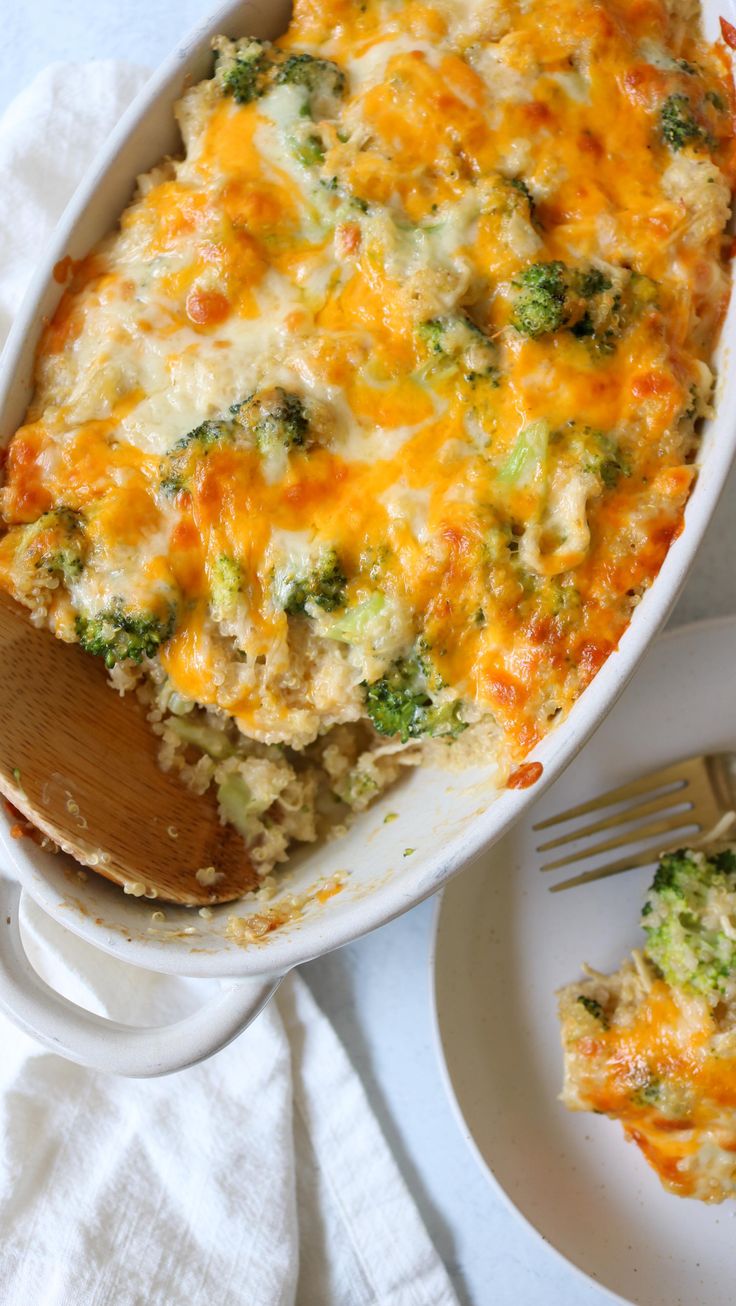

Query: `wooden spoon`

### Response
(0, 590, 258, 905)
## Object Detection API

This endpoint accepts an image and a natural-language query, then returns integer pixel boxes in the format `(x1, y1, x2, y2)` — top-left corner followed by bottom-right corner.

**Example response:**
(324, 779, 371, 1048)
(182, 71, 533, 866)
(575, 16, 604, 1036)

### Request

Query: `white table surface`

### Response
(3, 7, 736, 1303)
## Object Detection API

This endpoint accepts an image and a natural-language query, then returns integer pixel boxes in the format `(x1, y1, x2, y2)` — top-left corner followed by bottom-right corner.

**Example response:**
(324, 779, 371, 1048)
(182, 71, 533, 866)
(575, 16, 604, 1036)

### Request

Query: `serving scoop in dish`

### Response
(0, 589, 258, 905)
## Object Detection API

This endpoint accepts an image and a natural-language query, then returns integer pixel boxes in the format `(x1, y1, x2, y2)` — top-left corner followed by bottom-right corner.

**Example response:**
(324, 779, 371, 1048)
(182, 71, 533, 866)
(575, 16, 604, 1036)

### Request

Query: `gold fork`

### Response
(534, 753, 736, 892)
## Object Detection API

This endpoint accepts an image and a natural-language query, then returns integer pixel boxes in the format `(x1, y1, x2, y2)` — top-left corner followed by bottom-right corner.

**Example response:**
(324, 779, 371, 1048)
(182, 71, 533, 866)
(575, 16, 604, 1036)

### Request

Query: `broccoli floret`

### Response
(417, 314, 498, 383)
(210, 554, 243, 621)
(575, 268, 612, 299)
(281, 548, 347, 615)
(213, 39, 346, 118)
(578, 428, 629, 488)
(334, 764, 381, 809)
(320, 175, 370, 213)
(75, 601, 177, 668)
(276, 53, 346, 117)
(599, 451, 627, 488)
(511, 261, 570, 337)
(222, 56, 268, 104)
(513, 261, 657, 352)
(569, 315, 596, 341)
(568, 269, 616, 350)
(418, 319, 450, 354)
(160, 390, 311, 493)
(628, 270, 659, 313)
(160, 419, 231, 497)
(705, 88, 727, 112)
(21, 507, 87, 585)
(661, 94, 704, 150)
(570, 309, 620, 352)
(290, 131, 326, 167)
(215, 37, 273, 104)
(642, 847, 736, 1004)
(235, 387, 309, 455)
(484, 174, 537, 224)
(364, 658, 467, 743)
(511, 261, 643, 348)
(508, 176, 536, 218)
(599, 453, 625, 488)
(577, 995, 609, 1028)
(573, 269, 658, 353)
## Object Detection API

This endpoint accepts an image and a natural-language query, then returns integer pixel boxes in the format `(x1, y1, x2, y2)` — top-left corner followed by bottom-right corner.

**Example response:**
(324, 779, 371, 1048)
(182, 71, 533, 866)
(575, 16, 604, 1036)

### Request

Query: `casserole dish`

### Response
(0, 0, 734, 1077)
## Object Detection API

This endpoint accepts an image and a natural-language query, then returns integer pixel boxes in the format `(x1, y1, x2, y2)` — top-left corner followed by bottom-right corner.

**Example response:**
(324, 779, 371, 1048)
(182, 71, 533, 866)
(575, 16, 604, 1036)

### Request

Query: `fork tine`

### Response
(536, 788, 692, 852)
(548, 841, 662, 893)
(539, 812, 701, 872)
(532, 759, 695, 831)
(549, 843, 668, 891)
(541, 754, 727, 892)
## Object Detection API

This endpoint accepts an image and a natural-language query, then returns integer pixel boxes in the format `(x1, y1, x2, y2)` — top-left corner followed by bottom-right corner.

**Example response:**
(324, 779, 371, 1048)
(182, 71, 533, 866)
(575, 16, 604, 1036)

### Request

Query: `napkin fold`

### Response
(0, 62, 459, 1306)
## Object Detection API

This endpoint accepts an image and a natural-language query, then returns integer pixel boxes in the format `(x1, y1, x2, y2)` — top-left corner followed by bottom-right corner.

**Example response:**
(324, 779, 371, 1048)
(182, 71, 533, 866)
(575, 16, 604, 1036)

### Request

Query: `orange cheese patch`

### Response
(0, 0, 732, 764)
(571, 981, 736, 1199)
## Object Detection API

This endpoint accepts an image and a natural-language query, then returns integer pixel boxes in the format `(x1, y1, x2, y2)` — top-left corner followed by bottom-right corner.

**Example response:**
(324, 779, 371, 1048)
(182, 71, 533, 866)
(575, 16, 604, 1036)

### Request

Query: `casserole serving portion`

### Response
(0, 0, 733, 890)
(559, 843, 736, 1202)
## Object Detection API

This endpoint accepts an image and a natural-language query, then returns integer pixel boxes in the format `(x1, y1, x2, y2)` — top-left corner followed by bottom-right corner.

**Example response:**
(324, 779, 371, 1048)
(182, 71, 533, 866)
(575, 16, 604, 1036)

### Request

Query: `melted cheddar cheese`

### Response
(560, 961, 736, 1201)
(0, 0, 733, 876)
(560, 845, 736, 1201)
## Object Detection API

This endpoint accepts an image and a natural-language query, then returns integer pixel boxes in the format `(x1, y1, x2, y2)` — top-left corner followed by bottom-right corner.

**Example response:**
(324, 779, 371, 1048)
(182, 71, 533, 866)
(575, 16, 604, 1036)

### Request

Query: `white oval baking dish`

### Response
(0, 0, 734, 1076)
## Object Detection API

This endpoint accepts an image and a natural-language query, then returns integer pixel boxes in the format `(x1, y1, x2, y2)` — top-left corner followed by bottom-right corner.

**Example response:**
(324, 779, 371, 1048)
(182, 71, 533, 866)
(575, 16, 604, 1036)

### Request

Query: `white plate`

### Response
(432, 616, 736, 1306)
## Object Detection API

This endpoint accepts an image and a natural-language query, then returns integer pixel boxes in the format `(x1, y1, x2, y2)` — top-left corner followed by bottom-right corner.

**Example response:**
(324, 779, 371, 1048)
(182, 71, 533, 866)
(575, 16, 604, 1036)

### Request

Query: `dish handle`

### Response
(0, 879, 282, 1077)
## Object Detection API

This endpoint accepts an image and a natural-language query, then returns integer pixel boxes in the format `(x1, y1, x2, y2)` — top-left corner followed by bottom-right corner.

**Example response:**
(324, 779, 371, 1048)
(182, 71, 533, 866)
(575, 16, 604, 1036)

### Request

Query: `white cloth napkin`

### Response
(0, 63, 460, 1306)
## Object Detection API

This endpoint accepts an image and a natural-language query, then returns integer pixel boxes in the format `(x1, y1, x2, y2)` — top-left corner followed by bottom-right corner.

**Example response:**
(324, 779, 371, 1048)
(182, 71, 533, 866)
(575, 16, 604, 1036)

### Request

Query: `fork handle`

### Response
(0, 879, 282, 1077)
